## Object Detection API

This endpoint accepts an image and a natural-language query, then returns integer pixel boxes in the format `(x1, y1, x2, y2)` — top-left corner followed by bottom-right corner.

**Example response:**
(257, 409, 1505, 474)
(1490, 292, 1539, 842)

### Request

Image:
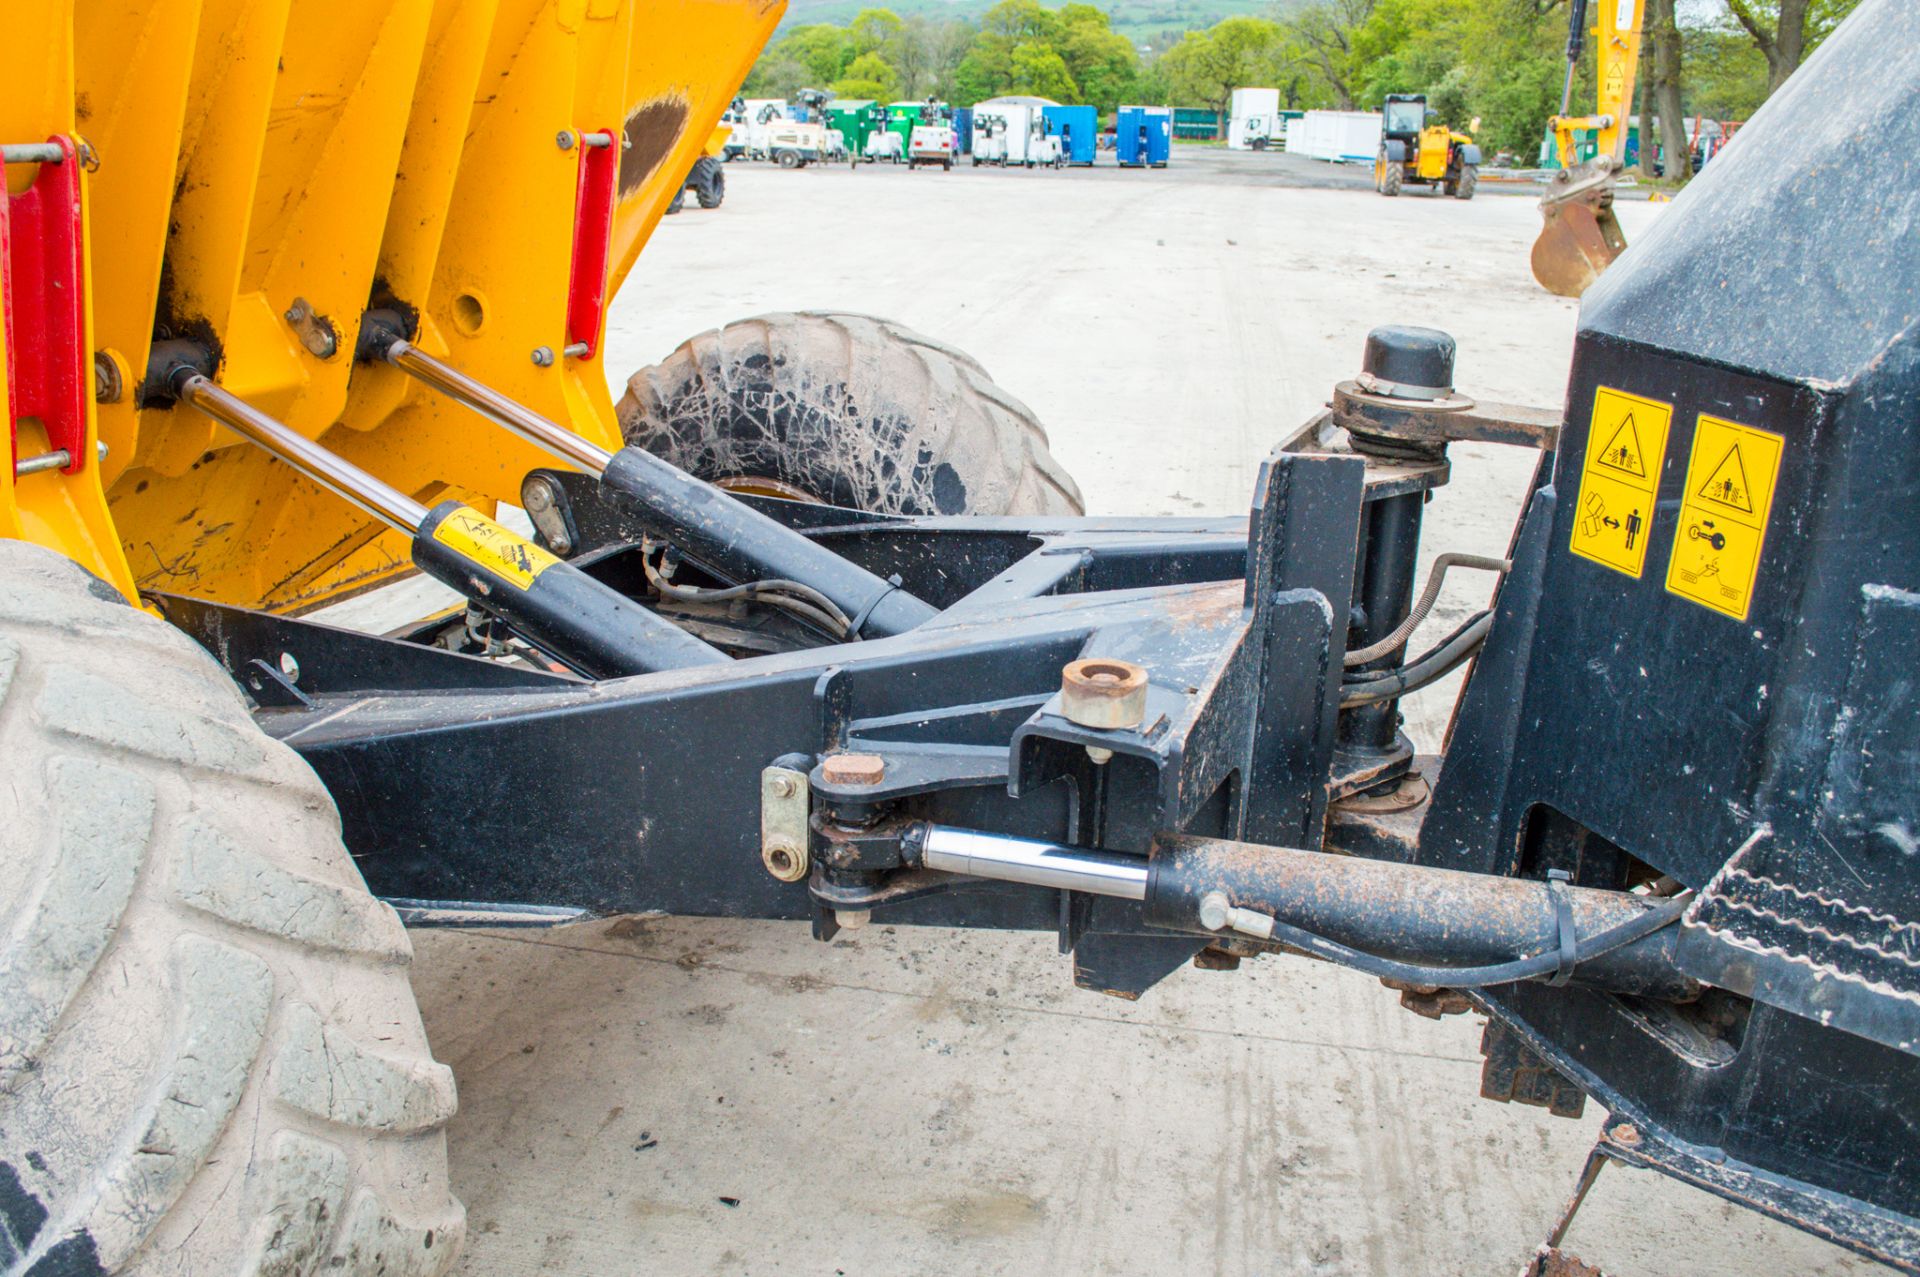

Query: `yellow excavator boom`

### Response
(1532, 0, 1643, 298)
(4, 0, 782, 611)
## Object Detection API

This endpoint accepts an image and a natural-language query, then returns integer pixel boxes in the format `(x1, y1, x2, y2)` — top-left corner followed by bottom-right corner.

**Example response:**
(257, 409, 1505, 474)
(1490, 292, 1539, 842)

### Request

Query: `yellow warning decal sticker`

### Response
(1569, 385, 1673, 578)
(1665, 414, 1784, 621)
(432, 506, 559, 590)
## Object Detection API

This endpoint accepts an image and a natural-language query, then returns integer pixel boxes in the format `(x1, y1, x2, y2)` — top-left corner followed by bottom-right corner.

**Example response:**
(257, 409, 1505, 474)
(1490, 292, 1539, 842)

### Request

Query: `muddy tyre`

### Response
(1454, 164, 1477, 200)
(1380, 159, 1402, 196)
(616, 311, 1084, 516)
(0, 541, 462, 1276)
(697, 160, 726, 208)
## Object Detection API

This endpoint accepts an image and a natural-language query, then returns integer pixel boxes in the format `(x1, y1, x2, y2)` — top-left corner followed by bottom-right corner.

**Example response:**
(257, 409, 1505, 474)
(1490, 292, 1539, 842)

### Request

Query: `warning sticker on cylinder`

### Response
(1664, 414, 1784, 621)
(1569, 386, 1673, 578)
(433, 506, 559, 589)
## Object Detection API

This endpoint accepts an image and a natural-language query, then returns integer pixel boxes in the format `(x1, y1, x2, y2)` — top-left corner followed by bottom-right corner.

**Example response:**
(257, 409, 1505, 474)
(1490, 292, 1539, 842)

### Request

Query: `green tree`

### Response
(1010, 42, 1080, 100)
(1160, 17, 1290, 124)
(1718, 0, 1860, 96)
(834, 50, 901, 102)
(848, 8, 905, 58)
(1055, 4, 1142, 112)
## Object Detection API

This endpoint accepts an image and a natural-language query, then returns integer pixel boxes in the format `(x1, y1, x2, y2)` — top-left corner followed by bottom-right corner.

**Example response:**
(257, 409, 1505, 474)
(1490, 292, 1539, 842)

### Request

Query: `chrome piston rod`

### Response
(917, 826, 1148, 900)
(383, 338, 614, 476)
(173, 372, 428, 530)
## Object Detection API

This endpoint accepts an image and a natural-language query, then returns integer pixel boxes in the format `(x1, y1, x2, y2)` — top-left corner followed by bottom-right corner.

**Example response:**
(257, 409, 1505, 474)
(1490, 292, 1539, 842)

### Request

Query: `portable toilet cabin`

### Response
(1043, 105, 1096, 165)
(1228, 87, 1282, 150)
(952, 106, 974, 155)
(827, 100, 883, 157)
(1116, 105, 1171, 167)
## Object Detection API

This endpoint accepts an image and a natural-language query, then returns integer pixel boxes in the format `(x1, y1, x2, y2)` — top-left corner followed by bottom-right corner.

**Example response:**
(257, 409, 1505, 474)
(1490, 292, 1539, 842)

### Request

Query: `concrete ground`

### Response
(405, 151, 1871, 1274)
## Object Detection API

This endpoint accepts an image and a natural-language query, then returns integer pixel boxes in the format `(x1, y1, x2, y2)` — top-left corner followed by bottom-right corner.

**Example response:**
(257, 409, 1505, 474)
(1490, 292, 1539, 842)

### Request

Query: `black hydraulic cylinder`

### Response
(1142, 831, 1696, 1000)
(373, 331, 939, 640)
(170, 369, 725, 680)
(411, 501, 729, 678)
(1340, 489, 1424, 752)
(601, 446, 939, 639)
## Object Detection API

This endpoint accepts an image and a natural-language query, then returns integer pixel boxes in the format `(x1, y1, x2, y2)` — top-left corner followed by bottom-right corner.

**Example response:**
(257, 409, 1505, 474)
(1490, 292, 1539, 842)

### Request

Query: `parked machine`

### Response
(1043, 104, 1097, 166)
(971, 111, 1008, 164)
(4, 3, 1920, 1277)
(1117, 104, 1172, 167)
(1533, 0, 1645, 297)
(863, 128, 906, 163)
(1228, 87, 1283, 150)
(1373, 94, 1480, 198)
(739, 96, 788, 160)
(664, 125, 731, 213)
(766, 120, 825, 168)
(908, 122, 956, 170)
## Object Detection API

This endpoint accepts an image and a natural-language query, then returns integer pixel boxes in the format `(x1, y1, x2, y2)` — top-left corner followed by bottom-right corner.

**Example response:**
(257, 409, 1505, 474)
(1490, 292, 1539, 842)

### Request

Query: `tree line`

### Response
(744, 0, 1859, 175)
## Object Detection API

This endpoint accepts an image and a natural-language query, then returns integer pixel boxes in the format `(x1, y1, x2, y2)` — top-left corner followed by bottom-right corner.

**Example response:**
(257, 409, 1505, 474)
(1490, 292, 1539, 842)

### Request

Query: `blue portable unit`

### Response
(1043, 105, 1096, 165)
(1116, 105, 1172, 167)
(953, 107, 974, 156)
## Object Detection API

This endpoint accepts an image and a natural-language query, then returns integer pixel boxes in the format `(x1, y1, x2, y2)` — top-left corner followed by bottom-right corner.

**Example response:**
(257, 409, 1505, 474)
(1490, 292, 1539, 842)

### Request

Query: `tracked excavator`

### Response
(1532, 0, 1645, 297)
(3, 1, 1918, 1274)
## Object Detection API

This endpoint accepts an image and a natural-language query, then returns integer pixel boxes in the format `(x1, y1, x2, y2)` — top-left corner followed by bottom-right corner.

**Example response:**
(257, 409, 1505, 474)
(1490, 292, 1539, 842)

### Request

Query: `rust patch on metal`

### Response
(620, 97, 690, 199)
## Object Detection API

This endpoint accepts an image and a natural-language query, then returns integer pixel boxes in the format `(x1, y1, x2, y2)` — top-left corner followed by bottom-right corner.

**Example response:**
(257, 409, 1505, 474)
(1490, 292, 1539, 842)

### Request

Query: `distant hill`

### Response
(774, 0, 1283, 44)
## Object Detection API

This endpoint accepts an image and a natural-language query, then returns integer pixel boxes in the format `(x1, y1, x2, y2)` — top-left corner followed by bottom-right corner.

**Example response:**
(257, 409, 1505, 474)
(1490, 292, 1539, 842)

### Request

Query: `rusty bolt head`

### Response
(1060, 657, 1149, 731)
(1608, 1122, 1641, 1148)
(822, 752, 885, 786)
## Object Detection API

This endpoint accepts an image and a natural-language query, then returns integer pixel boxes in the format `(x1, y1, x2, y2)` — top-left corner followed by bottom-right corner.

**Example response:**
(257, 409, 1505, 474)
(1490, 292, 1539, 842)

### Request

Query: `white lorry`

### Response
(1229, 86, 1283, 151)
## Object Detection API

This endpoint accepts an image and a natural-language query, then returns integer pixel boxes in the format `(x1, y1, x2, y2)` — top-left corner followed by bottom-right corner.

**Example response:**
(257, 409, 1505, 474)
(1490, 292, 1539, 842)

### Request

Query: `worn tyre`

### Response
(1454, 164, 1477, 200)
(617, 311, 1084, 516)
(1380, 159, 1402, 196)
(697, 160, 725, 209)
(0, 541, 462, 1276)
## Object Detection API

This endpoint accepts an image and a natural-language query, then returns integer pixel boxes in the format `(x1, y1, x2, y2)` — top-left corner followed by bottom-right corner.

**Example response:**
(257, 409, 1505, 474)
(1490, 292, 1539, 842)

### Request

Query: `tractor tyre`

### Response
(617, 311, 1084, 516)
(0, 540, 462, 1276)
(1454, 164, 1477, 200)
(1380, 161, 1402, 196)
(693, 156, 725, 208)
(666, 186, 686, 214)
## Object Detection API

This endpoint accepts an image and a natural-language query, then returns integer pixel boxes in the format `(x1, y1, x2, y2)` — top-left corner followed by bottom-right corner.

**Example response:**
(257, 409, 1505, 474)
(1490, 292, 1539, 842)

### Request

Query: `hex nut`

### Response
(1060, 658, 1149, 730)
(1609, 1123, 1642, 1148)
(822, 752, 885, 786)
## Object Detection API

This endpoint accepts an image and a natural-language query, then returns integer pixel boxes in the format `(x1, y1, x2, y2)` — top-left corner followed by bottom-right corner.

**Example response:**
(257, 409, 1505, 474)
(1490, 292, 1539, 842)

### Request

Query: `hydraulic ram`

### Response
(172, 371, 727, 678)
(371, 330, 939, 639)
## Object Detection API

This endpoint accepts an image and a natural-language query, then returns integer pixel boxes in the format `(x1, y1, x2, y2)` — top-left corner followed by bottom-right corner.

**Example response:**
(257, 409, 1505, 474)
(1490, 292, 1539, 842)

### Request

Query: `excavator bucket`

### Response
(1532, 197, 1629, 297)
(1531, 159, 1630, 297)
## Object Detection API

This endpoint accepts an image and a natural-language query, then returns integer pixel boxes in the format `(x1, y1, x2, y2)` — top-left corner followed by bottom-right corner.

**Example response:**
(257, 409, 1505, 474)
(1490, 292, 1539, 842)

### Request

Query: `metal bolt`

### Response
(822, 752, 886, 786)
(1198, 891, 1230, 931)
(562, 342, 591, 359)
(556, 130, 575, 150)
(834, 908, 871, 931)
(1609, 1123, 1642, 1148)
(530, 346, 555, 367)
(769, 773, 798, 798)
(93, 350, 124, 403)
(1085, 745, 1114, 766)
(579, 131, 616, 150)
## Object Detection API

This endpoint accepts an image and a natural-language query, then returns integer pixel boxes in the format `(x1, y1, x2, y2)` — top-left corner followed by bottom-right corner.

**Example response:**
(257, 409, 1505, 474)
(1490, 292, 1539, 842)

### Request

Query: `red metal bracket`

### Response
(564, 128, 619, 363)
(3, 135, 88, 474)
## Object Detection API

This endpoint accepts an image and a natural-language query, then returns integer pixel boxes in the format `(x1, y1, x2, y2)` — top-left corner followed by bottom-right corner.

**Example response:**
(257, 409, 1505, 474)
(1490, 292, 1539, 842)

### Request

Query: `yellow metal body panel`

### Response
(7, 0, 783, 610)
(1550, 0, 1643, 169)
(1415, 125, 1452, 181)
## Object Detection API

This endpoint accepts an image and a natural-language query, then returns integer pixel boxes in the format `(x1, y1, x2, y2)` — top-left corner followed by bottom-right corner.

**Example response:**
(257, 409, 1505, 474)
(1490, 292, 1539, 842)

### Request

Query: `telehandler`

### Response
(1372, 94, 1480, 198)
(2, 1, 1917, 1274)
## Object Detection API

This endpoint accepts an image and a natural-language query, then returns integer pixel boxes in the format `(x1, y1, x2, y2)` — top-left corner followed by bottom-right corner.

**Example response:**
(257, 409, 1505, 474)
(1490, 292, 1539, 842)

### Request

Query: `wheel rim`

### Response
(714, 475, 823, 503)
